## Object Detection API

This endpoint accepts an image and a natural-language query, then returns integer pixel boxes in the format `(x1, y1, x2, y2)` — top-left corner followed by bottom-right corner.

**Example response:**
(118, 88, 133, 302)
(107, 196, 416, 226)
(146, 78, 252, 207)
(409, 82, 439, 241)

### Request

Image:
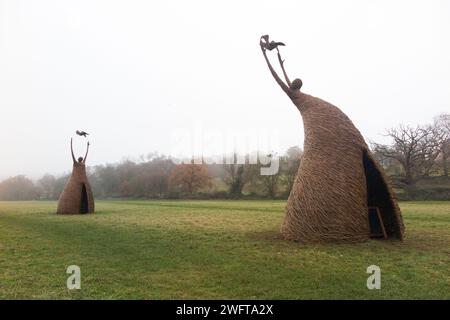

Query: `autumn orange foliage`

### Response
(169, 164, 212, 194)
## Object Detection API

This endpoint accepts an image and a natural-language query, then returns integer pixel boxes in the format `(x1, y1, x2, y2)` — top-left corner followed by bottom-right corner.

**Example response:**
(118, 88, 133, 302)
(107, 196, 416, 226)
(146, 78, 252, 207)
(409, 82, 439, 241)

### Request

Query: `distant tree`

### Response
(244, 162, 262, 192)
(124, 155, 174, 198)
(169, 163, 211, 194)
(37, 174, 56, 200)
(434, 113, 450, 177)
(85, 167, 103, 198)
(95, 164, 121, 197)
(372, 124, 443, 186)
(146, 157, 175, 197)
(261, 174, 279, 199)
(114, 161, 138, 197)
(119, 180, 131, 197)
(52, 174, 70, 199)
(280, 146, 302, 194)
(116, 160, 137, 184)
(222, 153, 250, 198)
(255, 153, 279, 199)
(0, 175, 39, 200)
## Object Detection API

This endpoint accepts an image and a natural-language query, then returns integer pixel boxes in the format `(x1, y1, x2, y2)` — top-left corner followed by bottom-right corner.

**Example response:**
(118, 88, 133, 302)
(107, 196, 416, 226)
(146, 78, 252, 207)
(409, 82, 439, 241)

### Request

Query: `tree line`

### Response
(0, 113, 448, 201)
(0, 147, 302, 201)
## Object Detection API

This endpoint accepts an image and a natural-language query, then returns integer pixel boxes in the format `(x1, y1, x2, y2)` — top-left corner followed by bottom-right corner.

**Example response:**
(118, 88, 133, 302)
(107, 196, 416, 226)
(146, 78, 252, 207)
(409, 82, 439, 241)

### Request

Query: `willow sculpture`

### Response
(57, 138, 95, 214)
(260, 35, 404, 243)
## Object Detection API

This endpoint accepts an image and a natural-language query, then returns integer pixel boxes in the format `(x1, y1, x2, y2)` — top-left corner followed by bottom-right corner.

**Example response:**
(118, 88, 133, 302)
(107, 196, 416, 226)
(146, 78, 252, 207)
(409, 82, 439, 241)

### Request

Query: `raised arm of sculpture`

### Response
(260, 36, 290, 95)
(260, 35, 304, 99)
(83, 141, 90, 164)
(70, 138, 76, 163)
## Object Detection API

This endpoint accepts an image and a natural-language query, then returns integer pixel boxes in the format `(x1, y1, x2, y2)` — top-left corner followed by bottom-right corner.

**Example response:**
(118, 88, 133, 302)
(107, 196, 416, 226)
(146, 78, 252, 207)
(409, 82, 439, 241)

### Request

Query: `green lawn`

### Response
(0, 200, 449, 299)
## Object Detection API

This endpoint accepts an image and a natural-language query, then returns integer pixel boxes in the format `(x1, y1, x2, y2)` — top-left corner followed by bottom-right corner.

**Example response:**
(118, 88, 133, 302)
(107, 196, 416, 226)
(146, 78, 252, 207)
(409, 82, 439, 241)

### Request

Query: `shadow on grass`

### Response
(245, 228, 450, 254)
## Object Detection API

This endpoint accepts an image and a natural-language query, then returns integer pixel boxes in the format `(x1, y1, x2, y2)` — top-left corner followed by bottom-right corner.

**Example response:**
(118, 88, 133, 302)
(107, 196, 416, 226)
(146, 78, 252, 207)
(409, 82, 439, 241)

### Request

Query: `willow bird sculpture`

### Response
(260, 35, 404, 243)
(57, 138, 95, 214)
(260, 34, 285, 51)
(76, 130, 89, 137)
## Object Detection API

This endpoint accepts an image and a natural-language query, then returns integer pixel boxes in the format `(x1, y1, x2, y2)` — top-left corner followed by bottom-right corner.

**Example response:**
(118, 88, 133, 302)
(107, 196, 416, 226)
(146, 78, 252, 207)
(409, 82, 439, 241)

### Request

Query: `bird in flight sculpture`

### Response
(76, 130, 89, 138)
(260, 35, 285, 51)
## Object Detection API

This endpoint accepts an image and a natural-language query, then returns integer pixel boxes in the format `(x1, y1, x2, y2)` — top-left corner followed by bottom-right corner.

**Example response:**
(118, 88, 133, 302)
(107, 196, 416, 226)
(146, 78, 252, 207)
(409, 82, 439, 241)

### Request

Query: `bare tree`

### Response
(145, 156, 175, 197)
(373, 124, 443, 186)
(37, 174, 56, 200)
(222, 153, 249, 198)
(261, 173, 279, 199)
(434, 113, 450, 177)
(281, 146, 302, 194)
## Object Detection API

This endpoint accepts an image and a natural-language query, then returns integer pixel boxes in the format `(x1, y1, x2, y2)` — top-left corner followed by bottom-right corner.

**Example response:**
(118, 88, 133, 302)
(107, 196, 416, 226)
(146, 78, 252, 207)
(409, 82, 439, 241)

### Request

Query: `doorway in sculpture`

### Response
(80, 183, 89, 214)
(363, 150, 401, 239)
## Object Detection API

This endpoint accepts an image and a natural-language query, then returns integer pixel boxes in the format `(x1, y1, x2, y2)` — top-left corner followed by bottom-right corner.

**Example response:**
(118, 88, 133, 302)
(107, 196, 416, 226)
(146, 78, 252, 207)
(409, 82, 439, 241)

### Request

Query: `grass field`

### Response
(0, 200, 449, 299)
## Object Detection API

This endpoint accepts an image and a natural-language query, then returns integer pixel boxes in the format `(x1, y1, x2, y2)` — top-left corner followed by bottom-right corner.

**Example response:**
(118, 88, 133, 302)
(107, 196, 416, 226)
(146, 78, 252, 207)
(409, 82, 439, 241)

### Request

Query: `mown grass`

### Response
(0, 200, 449, 299)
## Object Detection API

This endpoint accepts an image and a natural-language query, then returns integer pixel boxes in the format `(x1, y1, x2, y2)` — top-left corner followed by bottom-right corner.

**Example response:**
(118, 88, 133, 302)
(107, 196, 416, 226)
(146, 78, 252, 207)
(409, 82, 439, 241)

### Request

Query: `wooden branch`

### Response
(277, 49, 291, 87)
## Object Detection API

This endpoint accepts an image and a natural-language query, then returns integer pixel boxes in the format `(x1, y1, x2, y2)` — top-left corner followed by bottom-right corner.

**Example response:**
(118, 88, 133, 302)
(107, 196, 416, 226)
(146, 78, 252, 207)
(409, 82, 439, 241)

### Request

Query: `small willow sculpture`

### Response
(57, 138, 95, 214)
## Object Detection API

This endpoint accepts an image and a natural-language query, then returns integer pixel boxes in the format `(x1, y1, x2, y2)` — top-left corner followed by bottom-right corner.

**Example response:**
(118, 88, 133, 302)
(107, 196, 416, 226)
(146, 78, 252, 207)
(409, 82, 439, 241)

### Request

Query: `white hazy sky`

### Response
(1, 0, 449, 179)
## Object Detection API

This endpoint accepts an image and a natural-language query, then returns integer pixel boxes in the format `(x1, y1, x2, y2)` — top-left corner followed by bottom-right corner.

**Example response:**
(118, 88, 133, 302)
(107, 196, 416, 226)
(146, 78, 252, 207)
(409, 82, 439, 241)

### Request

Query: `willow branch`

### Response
(277, 49, 291, 87)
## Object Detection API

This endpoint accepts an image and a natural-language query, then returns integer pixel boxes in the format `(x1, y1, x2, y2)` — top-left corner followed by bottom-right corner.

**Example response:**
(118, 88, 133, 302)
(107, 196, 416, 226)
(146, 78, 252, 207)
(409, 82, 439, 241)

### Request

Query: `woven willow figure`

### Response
(260, 35, 404, 242)
(57, 138, 95, 214)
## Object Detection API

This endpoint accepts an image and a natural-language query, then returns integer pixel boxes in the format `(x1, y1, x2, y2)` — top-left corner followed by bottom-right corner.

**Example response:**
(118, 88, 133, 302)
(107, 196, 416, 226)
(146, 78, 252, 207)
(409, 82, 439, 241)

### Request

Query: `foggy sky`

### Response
(1, 0, 450, 179)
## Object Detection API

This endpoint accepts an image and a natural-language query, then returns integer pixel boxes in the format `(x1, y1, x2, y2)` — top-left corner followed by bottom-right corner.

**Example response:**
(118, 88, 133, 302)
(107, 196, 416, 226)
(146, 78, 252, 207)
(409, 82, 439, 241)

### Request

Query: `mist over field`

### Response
(1, 0, 450, 180)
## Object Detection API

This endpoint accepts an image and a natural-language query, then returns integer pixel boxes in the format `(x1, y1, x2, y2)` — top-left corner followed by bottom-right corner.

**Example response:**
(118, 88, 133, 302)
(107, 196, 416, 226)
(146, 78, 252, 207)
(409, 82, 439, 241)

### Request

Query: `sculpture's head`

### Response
(78, 157, 84, 163)
(290, 78, 303, 91)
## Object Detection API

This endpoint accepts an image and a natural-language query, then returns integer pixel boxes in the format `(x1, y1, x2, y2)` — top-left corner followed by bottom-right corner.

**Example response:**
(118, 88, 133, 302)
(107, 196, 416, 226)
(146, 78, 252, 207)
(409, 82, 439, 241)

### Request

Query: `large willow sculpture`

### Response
(260, 35, 404, 242)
